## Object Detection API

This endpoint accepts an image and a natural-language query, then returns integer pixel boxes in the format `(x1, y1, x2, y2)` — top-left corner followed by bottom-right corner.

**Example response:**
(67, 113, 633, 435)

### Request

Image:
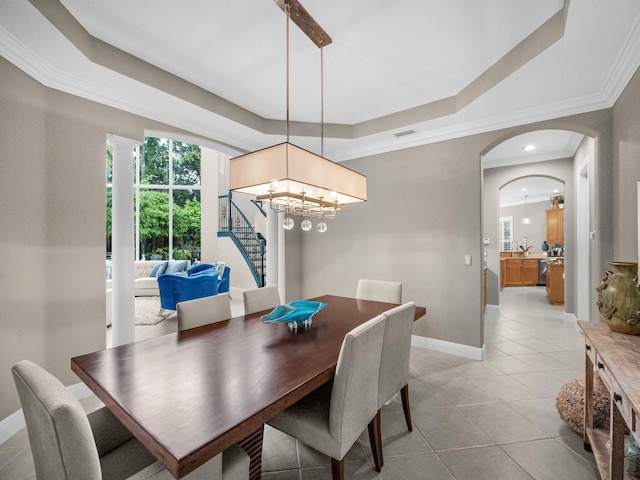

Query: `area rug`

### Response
(135, 296, 176, 325)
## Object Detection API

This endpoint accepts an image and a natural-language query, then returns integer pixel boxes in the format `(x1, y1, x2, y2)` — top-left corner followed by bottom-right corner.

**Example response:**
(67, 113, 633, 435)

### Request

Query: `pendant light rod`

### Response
(521, 194, 533, 225)
(285, 0, 290, 143)
(274, 0, 332, 48)
(320, 41, 324, 158)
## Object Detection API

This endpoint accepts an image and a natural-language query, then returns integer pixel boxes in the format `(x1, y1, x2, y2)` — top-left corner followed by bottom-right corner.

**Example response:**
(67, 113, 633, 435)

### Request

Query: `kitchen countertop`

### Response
(500, 252, 554, 259)
(546, 258, 564, 265)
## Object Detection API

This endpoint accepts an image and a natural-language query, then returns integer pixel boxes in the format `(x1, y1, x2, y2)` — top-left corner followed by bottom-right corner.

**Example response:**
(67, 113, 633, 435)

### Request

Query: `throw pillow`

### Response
(150, 261, 168, 277)
(189, 267, 215, 278)
(165, 260, 189, 274)
(216, 262, 226, 280)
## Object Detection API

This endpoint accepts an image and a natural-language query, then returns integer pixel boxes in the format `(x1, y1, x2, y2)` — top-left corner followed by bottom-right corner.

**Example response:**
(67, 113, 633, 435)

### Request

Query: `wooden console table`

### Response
(579, 321, 640, 479)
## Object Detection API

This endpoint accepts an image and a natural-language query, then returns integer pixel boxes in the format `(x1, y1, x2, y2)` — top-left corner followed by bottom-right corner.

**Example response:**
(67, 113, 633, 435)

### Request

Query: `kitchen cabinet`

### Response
(546, 261, 564, 305)
(503, 258, 539, 287)
(546, 209, 564, 244)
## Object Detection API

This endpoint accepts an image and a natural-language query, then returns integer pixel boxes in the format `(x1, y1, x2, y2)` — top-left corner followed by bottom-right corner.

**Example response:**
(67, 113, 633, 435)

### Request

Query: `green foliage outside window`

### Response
(106, 138, 202, 260)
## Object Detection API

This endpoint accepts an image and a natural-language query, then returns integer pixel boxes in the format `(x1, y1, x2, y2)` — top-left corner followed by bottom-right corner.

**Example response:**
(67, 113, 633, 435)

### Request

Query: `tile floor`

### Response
(0, 287, 598, 479)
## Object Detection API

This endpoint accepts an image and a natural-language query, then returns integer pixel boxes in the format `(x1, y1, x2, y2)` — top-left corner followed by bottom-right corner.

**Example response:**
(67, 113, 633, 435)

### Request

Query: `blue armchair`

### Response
(158, 268, 219, 311)
(187, 263, 231, 294)
(217, 266, 231, 294)
(158, 265, 232, 311)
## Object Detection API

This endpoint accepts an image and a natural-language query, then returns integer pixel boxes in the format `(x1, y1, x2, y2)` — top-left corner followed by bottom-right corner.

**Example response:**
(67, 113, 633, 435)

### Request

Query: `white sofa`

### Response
(133, 260, 161, 296)
(105, 260, 190, 327)
(106, 260, 190, 297)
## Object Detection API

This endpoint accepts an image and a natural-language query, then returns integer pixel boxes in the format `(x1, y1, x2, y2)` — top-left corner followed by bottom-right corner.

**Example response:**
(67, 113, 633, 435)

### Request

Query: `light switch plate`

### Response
(464, 255, 472, 266)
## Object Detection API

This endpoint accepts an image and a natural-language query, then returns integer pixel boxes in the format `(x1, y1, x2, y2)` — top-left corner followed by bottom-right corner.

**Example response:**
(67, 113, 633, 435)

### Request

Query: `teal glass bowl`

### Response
(261, 300, 328, 330)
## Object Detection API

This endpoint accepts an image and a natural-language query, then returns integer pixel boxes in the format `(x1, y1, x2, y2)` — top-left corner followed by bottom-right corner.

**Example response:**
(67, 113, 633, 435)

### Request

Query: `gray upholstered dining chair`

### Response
(242, 285, 281, 315)
(267, 314, 387, 480)
(370, 301, 417, 462)
(177, 294, 232, 331)
(356, 279, 402, 304)
(11, 360, 250, 480)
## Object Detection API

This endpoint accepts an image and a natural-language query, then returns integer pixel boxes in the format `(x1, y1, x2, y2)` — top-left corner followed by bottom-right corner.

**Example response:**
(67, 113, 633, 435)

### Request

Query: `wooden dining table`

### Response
(71, 295, 426, 479)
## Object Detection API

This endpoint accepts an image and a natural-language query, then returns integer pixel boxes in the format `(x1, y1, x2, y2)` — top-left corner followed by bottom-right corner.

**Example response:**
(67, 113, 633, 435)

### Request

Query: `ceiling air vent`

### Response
(394, 129, 416, 138)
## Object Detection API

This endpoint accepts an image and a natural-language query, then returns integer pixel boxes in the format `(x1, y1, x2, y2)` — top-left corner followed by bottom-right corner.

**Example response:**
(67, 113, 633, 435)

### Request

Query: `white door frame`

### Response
(576, 157, 590, 320)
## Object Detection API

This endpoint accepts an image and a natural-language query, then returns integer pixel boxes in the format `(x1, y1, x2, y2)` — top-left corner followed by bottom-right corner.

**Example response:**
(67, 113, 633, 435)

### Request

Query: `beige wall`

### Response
(298, 108, 613, 350)
(613, 67, 640, 261)
(1, 57, 49, 419)
(2, 52, 637, 422)
(0, 58, 109, 419)
(0, 57, 194, 419)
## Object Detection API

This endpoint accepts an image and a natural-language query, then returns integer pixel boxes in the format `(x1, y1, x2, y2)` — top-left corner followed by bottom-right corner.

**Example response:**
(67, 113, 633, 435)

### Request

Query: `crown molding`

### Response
(599, 8, 640, 106)
(2, 1, 639, 161)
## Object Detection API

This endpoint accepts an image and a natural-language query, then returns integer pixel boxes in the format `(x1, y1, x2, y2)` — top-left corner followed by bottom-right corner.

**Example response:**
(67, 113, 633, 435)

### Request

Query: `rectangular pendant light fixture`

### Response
(229, 0, 367, 230)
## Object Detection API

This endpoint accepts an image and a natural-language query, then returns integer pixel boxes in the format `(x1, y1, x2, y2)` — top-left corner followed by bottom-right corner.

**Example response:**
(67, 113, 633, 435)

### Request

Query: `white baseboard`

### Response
(0, 382, 93, 445)
(0, 410, 25, 446)
(412, 335, 486, 361)
(563, 312, 580, 330)
(485, 304, 500, 313)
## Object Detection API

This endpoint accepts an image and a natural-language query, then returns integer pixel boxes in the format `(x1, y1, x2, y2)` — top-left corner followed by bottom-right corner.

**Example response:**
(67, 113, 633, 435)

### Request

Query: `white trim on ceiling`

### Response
(2, 3, 640, 161)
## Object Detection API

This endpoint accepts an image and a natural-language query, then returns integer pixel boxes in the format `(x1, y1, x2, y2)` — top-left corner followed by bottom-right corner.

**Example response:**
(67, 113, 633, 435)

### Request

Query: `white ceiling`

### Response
(500, 176, 564, 207)
(482, 130, 584, 169)
(1, 0, 639, 163)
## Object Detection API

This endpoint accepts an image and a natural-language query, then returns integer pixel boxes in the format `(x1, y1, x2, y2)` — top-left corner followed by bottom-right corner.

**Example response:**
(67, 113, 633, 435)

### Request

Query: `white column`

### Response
(200, 147, 222, 263)
(277, 212, 286, 301)
(108, 134, 141, 347)
(266, 209, 279, 287)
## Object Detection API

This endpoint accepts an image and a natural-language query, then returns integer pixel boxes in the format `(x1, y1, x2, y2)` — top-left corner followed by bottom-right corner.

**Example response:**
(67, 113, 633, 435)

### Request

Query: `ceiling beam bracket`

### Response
(274, 0, 332, 48)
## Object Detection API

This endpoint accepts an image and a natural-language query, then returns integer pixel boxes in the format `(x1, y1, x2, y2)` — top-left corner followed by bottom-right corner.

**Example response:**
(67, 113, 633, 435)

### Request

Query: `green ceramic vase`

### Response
(596, 262, 640, 335)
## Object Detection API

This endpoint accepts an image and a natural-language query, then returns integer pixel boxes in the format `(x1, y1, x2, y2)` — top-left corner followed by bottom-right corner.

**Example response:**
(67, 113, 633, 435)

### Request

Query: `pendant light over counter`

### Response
(521, 194, 533, 225)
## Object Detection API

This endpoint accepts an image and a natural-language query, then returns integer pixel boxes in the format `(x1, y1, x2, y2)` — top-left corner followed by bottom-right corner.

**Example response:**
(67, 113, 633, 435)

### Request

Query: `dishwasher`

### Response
(538, 258, 547, 286)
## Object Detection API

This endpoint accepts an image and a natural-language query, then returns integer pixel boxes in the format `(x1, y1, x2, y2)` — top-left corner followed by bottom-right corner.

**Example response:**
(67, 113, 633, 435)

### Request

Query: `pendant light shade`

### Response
(229, 143, 367, 212)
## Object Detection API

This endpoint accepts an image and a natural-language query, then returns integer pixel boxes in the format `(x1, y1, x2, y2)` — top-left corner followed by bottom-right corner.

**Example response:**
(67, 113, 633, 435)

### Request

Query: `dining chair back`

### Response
(356, 279, 402, 303)
(267, 314, 386, 480)
(242, 286, 281, 315)
(378, 302, 416, 430)
(330, 314, 386, 451)
(11, 360, 250, 480)
(177, 294, 232, 331)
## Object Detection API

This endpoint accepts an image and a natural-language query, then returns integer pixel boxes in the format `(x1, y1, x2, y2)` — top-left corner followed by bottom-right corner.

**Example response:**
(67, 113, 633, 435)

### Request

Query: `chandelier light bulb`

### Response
(283, 217, 294, 230)
(301, 219, 312, 231)
(317, 221, 327, 233)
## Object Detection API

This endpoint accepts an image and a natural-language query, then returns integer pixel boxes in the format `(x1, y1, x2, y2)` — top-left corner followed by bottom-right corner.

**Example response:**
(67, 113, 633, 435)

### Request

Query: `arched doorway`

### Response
(481, 129, 594, 323)
(498, 176, 565, 301)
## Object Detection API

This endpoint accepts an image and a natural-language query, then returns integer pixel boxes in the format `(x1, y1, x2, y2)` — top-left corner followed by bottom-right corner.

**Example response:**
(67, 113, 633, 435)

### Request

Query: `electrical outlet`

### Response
(464, 255, 472, 266)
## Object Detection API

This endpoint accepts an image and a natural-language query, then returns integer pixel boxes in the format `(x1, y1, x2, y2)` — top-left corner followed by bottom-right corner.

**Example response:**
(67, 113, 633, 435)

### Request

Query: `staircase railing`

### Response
(218, 194, 266, 287)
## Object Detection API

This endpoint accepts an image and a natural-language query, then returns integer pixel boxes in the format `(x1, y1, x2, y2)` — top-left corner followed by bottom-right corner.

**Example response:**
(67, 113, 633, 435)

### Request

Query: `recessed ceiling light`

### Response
(521, 188, 528, 192)
(552, 189, 560, 193)
(523, 145, 536, 151)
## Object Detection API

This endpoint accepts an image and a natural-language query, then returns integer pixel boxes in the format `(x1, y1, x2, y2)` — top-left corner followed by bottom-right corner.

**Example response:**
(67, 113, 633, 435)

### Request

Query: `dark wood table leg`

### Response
(238, 428, 264, 480)
(367, 410, 383, 472)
